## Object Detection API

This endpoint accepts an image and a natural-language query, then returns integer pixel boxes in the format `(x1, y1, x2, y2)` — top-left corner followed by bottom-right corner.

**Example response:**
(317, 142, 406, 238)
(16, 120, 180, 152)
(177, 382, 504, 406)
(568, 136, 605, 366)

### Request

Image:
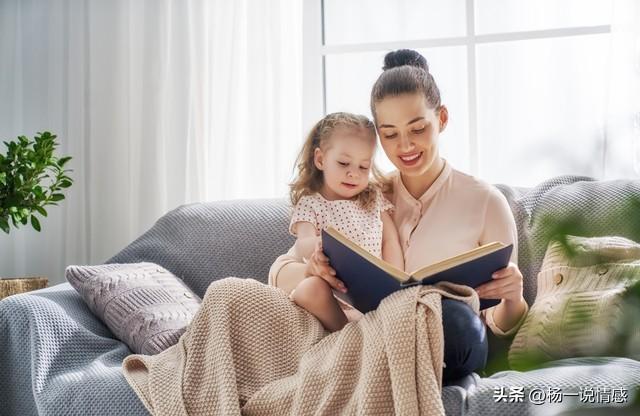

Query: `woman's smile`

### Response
(398, 151, 423, 166)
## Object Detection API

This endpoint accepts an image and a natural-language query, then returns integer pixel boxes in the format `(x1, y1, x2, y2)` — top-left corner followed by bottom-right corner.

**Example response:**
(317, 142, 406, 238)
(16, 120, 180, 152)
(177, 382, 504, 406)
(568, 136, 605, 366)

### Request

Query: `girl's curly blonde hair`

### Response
(289, 112, 389, 209)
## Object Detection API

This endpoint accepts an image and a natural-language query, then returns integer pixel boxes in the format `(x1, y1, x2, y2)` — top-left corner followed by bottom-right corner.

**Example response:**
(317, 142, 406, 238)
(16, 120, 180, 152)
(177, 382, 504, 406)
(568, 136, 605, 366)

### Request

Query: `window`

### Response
(303, 0, 615, 186)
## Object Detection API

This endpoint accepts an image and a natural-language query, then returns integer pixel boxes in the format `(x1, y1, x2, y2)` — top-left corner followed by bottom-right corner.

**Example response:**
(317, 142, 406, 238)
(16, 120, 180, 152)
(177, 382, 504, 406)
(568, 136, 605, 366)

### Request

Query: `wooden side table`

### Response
(0, 277, 48, 300)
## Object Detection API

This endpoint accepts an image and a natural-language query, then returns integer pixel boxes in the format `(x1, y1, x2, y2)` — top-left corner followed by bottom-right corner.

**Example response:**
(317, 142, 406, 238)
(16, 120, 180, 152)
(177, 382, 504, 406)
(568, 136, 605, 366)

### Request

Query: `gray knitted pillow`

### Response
(65, 262, 201, 355)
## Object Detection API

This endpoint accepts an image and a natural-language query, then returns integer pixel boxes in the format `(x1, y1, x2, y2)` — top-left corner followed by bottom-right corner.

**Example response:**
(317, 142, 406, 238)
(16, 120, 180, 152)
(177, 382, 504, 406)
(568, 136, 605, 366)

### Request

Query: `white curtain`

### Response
(604, 0, 640, 178)
(0, 0, 302, 284)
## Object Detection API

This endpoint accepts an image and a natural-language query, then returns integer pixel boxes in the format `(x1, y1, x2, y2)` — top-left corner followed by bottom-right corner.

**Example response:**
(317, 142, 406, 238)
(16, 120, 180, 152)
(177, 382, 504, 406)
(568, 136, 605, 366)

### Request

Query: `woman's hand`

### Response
(476, 262, 528, 333)
(305, 241, 347, 293)
(475, 262, 524, 303)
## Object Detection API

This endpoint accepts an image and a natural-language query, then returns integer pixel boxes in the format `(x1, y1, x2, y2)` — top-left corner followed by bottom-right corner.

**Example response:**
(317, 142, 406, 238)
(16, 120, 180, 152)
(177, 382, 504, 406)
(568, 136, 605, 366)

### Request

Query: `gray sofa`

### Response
(2, 175, 640, 416)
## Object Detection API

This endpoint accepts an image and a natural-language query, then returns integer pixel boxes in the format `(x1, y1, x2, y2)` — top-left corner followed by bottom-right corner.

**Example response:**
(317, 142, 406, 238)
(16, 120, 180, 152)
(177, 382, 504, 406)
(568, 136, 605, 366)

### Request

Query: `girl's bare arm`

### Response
(291, 222, 319, 260)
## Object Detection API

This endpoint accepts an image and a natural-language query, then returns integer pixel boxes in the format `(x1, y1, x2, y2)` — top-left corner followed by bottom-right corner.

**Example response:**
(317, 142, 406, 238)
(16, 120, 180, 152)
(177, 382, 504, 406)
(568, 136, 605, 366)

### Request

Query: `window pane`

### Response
(323, 0, 466, 46)
(476, 34, 610, 187)
(325, 47, 469, 173)
(475, 0, 613, 35)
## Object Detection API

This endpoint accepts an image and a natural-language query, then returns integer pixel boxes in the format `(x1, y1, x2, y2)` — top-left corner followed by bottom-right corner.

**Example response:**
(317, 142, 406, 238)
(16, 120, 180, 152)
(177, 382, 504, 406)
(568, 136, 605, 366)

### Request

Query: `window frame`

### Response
(302, 0, 612, 175)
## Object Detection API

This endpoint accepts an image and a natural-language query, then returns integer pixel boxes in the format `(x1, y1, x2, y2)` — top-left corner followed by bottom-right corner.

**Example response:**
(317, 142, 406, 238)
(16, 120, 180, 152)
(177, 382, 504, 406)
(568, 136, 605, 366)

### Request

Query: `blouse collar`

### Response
(395, 158, 452, 206)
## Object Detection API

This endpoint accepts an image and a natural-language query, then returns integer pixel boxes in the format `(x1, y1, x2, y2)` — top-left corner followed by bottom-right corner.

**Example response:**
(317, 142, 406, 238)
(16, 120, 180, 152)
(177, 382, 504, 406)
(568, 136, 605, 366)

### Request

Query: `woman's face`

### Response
(374, 92, 448, 178)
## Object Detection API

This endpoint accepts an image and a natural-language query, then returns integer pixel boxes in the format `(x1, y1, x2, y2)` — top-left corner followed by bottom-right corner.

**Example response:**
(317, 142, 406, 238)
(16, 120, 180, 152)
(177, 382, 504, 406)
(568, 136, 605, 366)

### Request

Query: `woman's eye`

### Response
(412, 128, 425, 134)
(359, 166, 369, 171)
(384, 133, 397, 139)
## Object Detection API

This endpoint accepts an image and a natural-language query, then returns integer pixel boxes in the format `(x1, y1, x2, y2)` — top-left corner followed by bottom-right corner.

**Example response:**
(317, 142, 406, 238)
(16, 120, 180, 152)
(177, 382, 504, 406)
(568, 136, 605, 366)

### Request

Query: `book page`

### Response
(325, 227, 410, 283)
(411, 242, 505, 280)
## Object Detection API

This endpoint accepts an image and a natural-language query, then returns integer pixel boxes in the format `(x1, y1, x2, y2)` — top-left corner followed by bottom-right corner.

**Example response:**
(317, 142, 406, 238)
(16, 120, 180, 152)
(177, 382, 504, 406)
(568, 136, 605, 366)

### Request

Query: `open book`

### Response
(321, 227, 513, 313)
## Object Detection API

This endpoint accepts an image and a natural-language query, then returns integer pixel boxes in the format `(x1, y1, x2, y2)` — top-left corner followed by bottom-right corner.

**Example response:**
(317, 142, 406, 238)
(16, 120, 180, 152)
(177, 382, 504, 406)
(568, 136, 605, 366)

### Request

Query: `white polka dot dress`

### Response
(289, 191, 394, 258)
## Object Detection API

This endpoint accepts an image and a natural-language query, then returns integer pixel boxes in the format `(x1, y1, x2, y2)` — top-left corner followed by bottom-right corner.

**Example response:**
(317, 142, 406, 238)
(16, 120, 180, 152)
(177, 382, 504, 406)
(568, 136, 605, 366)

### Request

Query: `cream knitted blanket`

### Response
(122, 277, 480, 415)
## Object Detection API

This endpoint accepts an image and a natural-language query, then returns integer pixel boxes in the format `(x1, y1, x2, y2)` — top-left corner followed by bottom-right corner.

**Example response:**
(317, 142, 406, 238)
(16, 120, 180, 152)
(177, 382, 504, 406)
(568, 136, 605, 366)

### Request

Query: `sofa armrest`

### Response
(0, 283, 149, 415)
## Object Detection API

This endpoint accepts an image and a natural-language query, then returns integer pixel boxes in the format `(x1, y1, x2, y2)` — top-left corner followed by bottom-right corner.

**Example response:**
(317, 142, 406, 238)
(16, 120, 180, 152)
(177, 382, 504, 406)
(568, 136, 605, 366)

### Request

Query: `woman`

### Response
(269, 49, 529, 381)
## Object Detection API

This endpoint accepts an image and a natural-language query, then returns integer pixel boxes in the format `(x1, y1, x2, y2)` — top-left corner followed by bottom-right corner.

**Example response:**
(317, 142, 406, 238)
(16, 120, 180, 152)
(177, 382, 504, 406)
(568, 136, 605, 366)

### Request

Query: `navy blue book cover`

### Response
(322, 229, 512, 314)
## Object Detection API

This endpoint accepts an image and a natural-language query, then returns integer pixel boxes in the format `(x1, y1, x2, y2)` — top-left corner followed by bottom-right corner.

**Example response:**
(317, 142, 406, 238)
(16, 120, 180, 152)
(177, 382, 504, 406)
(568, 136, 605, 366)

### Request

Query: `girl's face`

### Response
(375, 92, 448, 179)
(314, 128, 375, 200)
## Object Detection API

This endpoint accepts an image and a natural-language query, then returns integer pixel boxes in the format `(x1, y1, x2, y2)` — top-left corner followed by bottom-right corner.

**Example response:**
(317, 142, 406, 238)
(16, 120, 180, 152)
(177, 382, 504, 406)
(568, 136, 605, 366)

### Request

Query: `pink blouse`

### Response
(386, 159, 527, 336)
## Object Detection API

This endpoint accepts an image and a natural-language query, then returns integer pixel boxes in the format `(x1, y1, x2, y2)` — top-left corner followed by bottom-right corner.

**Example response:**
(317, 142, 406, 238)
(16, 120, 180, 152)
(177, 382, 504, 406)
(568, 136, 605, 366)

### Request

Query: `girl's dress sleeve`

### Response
(377, 189, 395, 213)
(289, 195, 318, 236)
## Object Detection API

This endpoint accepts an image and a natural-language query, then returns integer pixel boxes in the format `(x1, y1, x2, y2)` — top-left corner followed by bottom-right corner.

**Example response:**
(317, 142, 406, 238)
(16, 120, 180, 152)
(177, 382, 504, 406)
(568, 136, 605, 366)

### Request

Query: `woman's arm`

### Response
(476, 188, 528, 336)
(268, 222, 317, 294)
(381, 211, 404, 270)
(269, 222, 346, 295)
(268, 249, 307, 295)
(476, 263, 528, 335)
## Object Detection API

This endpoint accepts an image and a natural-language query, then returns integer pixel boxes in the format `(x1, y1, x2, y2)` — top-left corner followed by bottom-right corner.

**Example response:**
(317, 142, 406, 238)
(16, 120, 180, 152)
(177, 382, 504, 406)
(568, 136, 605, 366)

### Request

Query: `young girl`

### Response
(283, 112, 404, 332)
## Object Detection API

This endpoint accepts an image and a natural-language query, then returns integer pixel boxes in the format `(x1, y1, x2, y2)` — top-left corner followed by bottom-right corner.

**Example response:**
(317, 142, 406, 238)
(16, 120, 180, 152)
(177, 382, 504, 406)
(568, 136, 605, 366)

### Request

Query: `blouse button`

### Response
(553, 273, 563, 285)
(596, 265, 608, 276)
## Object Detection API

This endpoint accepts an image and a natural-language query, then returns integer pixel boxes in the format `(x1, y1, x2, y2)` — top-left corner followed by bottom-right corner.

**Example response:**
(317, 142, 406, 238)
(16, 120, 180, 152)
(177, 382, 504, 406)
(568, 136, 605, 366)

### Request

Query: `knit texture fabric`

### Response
(122, 277, 480, 416)
(107, 199, 294, 297)
(65, 262, 202, 355)
(495, 176, 640, 307)
(4, 179, 640, 415)
(509, 235, 640, 369)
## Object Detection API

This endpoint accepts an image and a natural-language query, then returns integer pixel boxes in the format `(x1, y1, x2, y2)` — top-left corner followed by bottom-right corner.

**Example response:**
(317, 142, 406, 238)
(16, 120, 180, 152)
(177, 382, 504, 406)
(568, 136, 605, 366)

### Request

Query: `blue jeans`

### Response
(441, 299, 488, 382)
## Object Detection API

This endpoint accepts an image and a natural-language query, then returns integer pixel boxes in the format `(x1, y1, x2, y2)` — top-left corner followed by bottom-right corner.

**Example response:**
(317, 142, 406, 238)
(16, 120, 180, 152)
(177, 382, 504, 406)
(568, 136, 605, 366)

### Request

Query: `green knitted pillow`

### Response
(508, 235, 640, 370)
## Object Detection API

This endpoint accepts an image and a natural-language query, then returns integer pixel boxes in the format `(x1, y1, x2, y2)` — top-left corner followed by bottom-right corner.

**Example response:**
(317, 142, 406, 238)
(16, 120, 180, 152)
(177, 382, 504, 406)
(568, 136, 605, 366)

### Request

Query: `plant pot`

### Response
(0, 276, 48, 299)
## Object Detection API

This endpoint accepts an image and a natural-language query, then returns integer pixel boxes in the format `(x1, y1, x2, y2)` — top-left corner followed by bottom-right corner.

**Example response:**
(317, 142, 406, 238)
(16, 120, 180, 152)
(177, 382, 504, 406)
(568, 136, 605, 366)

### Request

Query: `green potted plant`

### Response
(0, 131, 73, 234)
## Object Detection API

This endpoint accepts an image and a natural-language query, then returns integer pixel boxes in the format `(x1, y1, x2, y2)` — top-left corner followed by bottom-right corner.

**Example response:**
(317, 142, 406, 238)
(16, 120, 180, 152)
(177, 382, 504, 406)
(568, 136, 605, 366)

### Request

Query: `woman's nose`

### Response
(398, 133, 413, 151)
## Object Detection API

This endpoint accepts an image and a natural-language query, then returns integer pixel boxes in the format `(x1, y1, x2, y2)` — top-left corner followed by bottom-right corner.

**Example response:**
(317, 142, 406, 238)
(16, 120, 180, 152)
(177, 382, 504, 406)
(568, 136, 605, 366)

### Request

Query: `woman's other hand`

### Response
(476, 262, 528, 333)
(475, 262, 524, 303)
(305, 241, 347, 293)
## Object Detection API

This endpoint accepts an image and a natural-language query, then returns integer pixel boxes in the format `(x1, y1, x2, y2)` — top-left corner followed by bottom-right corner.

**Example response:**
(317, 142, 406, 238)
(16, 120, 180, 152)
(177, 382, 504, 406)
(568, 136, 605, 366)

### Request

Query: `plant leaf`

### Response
(0, 217, 9, 234)
(57, 156, 72, 167)
(33, 186, 44, 199)
(30, 215, 41, 231)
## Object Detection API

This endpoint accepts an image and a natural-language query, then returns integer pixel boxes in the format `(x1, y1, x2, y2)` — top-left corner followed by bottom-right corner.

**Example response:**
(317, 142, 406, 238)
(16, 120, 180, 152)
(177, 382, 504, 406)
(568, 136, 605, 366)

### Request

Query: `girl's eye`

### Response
(338, 161, 349, 167)
(384, 133, 397, 139)
(359, 166, 369, 171)
(412, 127, 425, 134)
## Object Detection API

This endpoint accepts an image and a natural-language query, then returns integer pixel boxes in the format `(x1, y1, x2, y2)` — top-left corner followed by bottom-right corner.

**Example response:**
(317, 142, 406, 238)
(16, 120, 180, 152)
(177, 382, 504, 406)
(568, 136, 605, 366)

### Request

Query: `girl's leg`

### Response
(291, 276, 349, 332)
(441, 298, 488, 383)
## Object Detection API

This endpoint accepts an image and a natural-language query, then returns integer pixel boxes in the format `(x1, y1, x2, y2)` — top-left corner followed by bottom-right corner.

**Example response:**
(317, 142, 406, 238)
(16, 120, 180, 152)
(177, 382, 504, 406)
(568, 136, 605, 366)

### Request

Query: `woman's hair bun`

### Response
(382, 49, 429, 72)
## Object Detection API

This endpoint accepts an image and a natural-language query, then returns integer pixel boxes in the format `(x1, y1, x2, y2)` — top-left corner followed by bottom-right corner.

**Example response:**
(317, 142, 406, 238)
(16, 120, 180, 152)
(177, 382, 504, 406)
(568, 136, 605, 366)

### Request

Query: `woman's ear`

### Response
(438, 105, 449, 132)
(313, 147, 325, 170)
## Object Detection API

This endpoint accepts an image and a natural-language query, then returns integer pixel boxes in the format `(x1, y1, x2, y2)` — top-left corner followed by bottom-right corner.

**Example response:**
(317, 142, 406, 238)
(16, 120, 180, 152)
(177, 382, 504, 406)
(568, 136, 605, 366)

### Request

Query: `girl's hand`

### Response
(475, 262, 524, 304)
(305, 241, 347, 293)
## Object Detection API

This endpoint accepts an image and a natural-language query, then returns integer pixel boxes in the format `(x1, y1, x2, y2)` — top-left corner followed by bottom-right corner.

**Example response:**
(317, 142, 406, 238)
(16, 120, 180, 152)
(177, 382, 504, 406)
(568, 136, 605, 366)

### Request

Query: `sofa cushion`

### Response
(65, 262, 201, 355)
(106, 199, 294, 298)
(104, 178, 640, 312)
(496, 176, 640, 306)
(508, 235, 640, 370)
